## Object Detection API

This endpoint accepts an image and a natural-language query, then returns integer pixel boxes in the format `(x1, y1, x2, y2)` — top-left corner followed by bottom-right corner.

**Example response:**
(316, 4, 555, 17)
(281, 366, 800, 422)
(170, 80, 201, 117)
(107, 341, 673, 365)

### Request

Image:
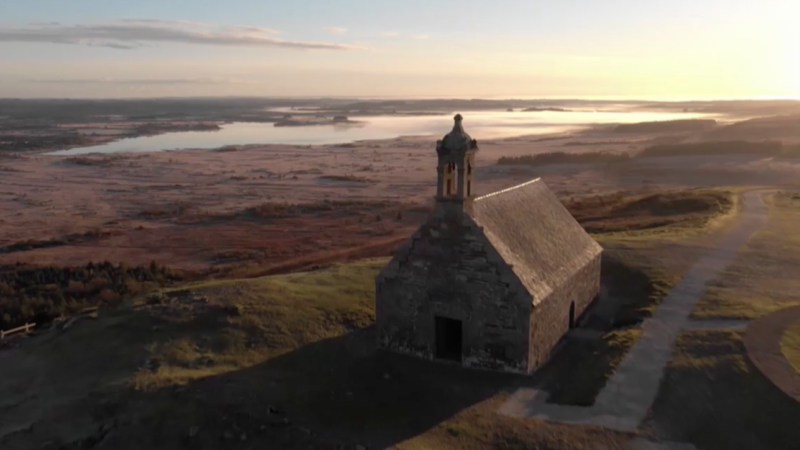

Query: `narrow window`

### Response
(446, 162, 455, 195)
(569, 302, 576, 329)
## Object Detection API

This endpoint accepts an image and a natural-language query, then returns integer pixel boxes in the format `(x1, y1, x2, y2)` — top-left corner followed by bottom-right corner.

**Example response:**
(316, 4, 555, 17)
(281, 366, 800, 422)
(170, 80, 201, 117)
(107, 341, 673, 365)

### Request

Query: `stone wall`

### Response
(527, 254, 602, 371)
(376, 207, 532, 373)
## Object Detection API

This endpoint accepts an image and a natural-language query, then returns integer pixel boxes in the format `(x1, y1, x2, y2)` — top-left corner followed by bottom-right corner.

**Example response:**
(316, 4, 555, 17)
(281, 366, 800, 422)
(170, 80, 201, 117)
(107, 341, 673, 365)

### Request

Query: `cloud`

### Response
(120, 19, 211, 28)
(224, 25, 280, 34)
(31, 77, 253, 85)
(414, 35, 429, 40)
(323, 27, 347, 34)
(381, 32, 399, 37)
(0, 21, 363, 50)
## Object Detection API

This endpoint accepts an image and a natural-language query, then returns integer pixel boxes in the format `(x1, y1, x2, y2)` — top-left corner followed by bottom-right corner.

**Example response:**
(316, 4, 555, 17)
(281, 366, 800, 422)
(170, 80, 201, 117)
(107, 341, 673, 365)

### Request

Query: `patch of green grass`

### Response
(644, 330, 800, 450)
(133, 259, 386, 388)
(781, 321, 800, 374)
(692, 287, 799, 320)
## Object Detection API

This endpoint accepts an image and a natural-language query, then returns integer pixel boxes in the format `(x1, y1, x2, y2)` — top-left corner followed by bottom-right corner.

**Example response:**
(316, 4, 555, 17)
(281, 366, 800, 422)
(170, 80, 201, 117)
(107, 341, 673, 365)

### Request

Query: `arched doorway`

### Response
(569, 302, 576, 329)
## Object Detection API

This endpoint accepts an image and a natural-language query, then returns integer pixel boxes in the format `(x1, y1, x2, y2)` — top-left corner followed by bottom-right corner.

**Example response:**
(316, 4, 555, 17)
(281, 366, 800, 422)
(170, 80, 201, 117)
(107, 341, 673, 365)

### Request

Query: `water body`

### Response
(49, 110, 712, 156)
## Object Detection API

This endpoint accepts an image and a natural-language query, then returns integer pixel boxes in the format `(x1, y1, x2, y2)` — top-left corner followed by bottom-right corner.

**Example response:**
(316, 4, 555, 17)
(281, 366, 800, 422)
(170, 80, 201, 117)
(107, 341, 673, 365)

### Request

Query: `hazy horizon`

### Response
(3, 95, 800, 102)
(2, 0, 798, 99)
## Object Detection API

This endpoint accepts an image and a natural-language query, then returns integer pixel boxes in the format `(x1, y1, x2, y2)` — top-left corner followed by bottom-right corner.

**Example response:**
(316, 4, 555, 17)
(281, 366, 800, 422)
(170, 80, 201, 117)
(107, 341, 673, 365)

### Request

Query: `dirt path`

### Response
(500, 190, 772, 436)
(744, 304, 800, 402)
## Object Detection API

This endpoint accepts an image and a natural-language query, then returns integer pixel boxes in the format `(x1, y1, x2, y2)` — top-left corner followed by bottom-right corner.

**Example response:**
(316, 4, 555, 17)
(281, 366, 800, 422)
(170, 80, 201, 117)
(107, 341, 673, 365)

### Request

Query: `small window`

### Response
(467, 164, 472, 175)
(467, 180, 471, 196)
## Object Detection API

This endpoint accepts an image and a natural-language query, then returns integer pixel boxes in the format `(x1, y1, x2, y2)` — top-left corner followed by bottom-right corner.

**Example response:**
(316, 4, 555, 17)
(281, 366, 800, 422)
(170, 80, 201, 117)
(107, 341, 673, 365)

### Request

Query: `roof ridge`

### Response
(474, 177, 542, 202)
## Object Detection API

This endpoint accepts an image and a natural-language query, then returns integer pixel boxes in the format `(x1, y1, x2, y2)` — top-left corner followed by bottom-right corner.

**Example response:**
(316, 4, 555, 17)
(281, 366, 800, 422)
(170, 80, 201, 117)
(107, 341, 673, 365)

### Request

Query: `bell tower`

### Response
(435, 114, 478, 213)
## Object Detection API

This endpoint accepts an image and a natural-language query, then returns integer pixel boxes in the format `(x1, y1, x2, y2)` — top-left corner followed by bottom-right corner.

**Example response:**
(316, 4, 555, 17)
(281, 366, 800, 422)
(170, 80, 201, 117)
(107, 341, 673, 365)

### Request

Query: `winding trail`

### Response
(500, 190, 772, 435)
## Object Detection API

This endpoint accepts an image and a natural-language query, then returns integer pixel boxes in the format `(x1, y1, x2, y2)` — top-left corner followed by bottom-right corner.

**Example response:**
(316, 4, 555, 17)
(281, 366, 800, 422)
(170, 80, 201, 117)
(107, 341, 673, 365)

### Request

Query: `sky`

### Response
(0, 0, 798, 99)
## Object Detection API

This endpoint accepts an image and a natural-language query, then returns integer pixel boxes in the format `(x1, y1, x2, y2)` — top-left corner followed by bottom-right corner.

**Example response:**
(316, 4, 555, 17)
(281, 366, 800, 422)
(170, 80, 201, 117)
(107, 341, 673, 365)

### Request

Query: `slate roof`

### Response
(470, 178, 602, 303)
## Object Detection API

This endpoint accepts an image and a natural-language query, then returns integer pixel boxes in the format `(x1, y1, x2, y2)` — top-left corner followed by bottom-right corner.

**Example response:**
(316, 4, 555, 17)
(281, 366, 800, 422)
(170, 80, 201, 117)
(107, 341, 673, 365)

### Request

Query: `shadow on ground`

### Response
(23, 322, 520, 450)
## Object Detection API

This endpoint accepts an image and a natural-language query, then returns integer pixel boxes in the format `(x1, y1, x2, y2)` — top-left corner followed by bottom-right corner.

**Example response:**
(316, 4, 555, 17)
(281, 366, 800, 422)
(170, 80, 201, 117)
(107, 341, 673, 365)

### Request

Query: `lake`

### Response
(49, 109, 713, 156)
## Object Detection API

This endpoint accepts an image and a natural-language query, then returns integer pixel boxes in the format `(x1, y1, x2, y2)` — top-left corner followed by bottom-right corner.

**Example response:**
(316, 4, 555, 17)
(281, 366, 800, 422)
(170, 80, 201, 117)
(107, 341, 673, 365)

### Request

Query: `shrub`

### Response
(637, 140, 784, 158)
(0, 261, 183, 330)
(497, 151, 631, 166)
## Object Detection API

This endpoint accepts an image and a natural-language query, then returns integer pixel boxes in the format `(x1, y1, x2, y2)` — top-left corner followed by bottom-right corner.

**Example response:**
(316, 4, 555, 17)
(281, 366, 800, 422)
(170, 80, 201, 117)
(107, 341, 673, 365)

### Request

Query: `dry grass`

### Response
(63, 156, 115, 167)
(497, 151, 631, 166)
(564, 189, 735, 236)
(638, 140, 787, 158)
(642, 330, 800, 450)
(233, 199, 401, 220)
(692, 191, 800, 319)
(317, 174, 375, 183)
(781, 321, 800, 374)
(138, 201, 194, 219)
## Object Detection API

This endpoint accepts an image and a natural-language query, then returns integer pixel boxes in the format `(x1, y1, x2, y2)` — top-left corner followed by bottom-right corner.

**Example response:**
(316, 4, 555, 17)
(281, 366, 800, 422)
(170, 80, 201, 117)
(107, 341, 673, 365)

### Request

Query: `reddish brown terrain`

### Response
(3, 121, 800, 277)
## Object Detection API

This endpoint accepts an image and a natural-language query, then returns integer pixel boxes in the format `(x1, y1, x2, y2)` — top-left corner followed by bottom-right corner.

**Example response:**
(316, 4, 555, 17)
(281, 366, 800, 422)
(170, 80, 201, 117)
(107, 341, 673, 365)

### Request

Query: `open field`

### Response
(0, 188, 737, 331)
(2, 117, 800, 276)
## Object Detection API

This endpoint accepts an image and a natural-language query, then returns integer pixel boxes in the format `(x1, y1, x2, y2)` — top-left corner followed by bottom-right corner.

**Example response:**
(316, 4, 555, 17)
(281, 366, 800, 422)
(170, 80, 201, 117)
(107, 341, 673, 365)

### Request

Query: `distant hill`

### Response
(522, 107, 572, 112)
(613, 119, 718, 133)
(704, 114, 800, 140)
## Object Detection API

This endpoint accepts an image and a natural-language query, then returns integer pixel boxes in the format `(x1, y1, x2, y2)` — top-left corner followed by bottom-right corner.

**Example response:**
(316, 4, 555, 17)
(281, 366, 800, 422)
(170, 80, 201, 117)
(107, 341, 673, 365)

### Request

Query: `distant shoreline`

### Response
(3, 97, 798, 156)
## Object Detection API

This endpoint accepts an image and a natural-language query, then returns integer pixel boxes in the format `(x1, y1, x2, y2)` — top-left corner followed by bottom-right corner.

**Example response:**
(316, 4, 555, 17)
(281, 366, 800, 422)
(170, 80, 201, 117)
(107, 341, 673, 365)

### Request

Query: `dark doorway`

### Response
(569, 302, 576, 329)
(435, 316, 463, 362)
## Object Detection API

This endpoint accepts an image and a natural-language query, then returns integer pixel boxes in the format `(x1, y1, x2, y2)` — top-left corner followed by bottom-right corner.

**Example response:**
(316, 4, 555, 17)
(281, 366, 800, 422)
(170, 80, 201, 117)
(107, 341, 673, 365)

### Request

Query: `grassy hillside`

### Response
(0, 257, 637, 449)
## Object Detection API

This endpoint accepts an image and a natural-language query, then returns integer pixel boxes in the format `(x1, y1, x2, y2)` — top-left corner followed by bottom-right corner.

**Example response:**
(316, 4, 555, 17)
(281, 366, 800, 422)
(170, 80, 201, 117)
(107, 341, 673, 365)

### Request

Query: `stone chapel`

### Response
(375, 114, 602, 373)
